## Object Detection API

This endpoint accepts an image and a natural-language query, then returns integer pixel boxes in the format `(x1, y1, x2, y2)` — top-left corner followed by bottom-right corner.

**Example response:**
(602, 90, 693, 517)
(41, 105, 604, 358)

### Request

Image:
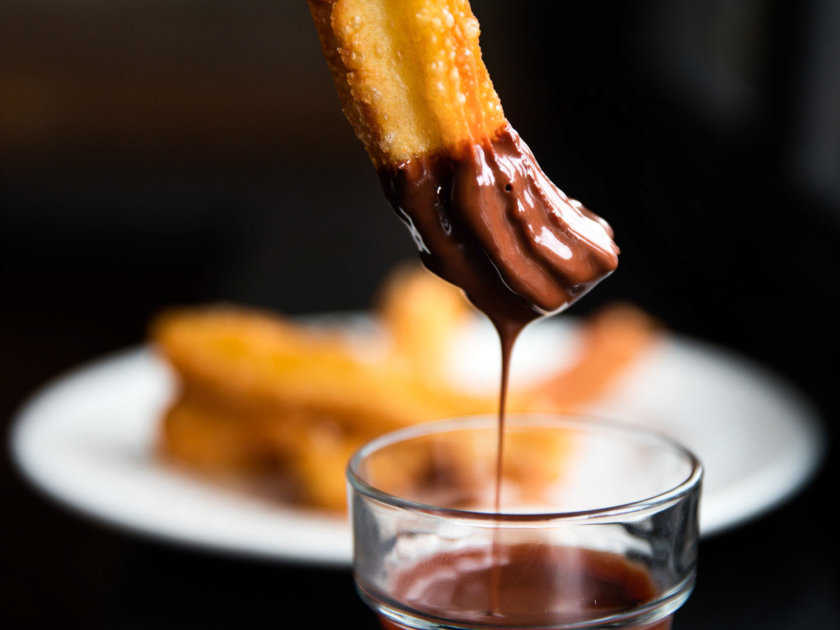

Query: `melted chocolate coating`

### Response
(379, 124, 619, 335)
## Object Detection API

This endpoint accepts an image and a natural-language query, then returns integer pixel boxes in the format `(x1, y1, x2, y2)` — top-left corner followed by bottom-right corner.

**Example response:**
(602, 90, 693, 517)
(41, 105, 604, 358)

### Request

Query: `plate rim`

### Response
(7, 346, 354, 566)
(7, 325, 827, 563)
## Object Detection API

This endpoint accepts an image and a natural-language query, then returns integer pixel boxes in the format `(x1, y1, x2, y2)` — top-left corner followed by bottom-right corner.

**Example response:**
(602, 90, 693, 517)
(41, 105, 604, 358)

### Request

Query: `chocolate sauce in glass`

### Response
(379, 122, 620, 509)
(380, 544, 670, 630)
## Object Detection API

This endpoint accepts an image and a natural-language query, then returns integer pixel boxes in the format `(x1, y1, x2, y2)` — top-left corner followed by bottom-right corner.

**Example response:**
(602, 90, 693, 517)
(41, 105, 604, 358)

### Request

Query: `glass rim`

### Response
(347, 413, 703, 523)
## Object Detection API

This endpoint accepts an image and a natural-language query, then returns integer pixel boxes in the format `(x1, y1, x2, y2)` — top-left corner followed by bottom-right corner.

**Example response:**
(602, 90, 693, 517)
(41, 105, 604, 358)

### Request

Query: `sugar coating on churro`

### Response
(308, 0, 505, 166)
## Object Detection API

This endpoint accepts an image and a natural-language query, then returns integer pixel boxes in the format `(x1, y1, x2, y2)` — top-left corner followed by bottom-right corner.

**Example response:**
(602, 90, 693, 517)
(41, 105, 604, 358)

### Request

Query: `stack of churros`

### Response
(152, 266, 658, 512)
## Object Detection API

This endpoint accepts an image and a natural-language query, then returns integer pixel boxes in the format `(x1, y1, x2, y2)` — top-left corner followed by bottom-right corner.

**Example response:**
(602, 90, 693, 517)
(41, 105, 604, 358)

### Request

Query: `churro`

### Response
(307, 0, 619, 324)
(152, 270, 658, 511)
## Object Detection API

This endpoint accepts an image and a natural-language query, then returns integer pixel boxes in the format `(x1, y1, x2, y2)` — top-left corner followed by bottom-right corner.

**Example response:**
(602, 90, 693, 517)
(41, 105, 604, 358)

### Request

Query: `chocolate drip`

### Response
(378, 124, 622, 613)
(379, 122, 619, 526)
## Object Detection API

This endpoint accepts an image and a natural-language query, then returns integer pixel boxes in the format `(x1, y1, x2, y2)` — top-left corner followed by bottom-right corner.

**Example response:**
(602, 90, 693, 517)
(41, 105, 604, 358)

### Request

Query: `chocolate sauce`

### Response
(377, 123, 621, 627)
(379, 123, 619, 331)
(379, 123, 620, 509)
(377, 544, 670, 630)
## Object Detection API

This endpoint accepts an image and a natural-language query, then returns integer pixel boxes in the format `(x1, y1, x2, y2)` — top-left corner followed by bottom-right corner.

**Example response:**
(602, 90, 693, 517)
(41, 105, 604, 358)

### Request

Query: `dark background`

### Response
(2, 1, 838, 628)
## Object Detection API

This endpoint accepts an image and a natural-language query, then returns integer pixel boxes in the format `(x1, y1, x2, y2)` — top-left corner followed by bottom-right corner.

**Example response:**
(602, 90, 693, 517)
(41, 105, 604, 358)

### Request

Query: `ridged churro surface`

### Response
(308, 0, 505, 166)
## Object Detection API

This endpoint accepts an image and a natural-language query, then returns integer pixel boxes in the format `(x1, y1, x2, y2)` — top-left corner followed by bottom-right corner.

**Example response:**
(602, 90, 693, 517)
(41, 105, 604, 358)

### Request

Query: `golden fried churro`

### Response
(308, 0, 618, 324)
(307, 0, 504, 166)
(528, 304, 661, 411)
(377, 263, 469, 383)
(152, 305, 490, 437)
(356, 424, 574, 509)
(161, 394, 270, 474)
(152, 277, 656, 512)
(161, 393, 366, 510)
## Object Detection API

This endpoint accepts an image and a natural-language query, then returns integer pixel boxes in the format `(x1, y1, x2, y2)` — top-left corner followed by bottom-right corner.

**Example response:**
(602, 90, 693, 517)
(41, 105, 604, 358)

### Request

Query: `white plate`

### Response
(9, 317, 825, 565)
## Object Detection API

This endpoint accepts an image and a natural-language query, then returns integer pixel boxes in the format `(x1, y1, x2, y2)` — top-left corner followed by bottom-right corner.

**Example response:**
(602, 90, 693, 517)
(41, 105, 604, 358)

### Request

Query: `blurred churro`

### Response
(153, 268, 657, 512)
(527, 304, 661, 411)
(377, 263, 470, 384)
(153, 304, 486, 440)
